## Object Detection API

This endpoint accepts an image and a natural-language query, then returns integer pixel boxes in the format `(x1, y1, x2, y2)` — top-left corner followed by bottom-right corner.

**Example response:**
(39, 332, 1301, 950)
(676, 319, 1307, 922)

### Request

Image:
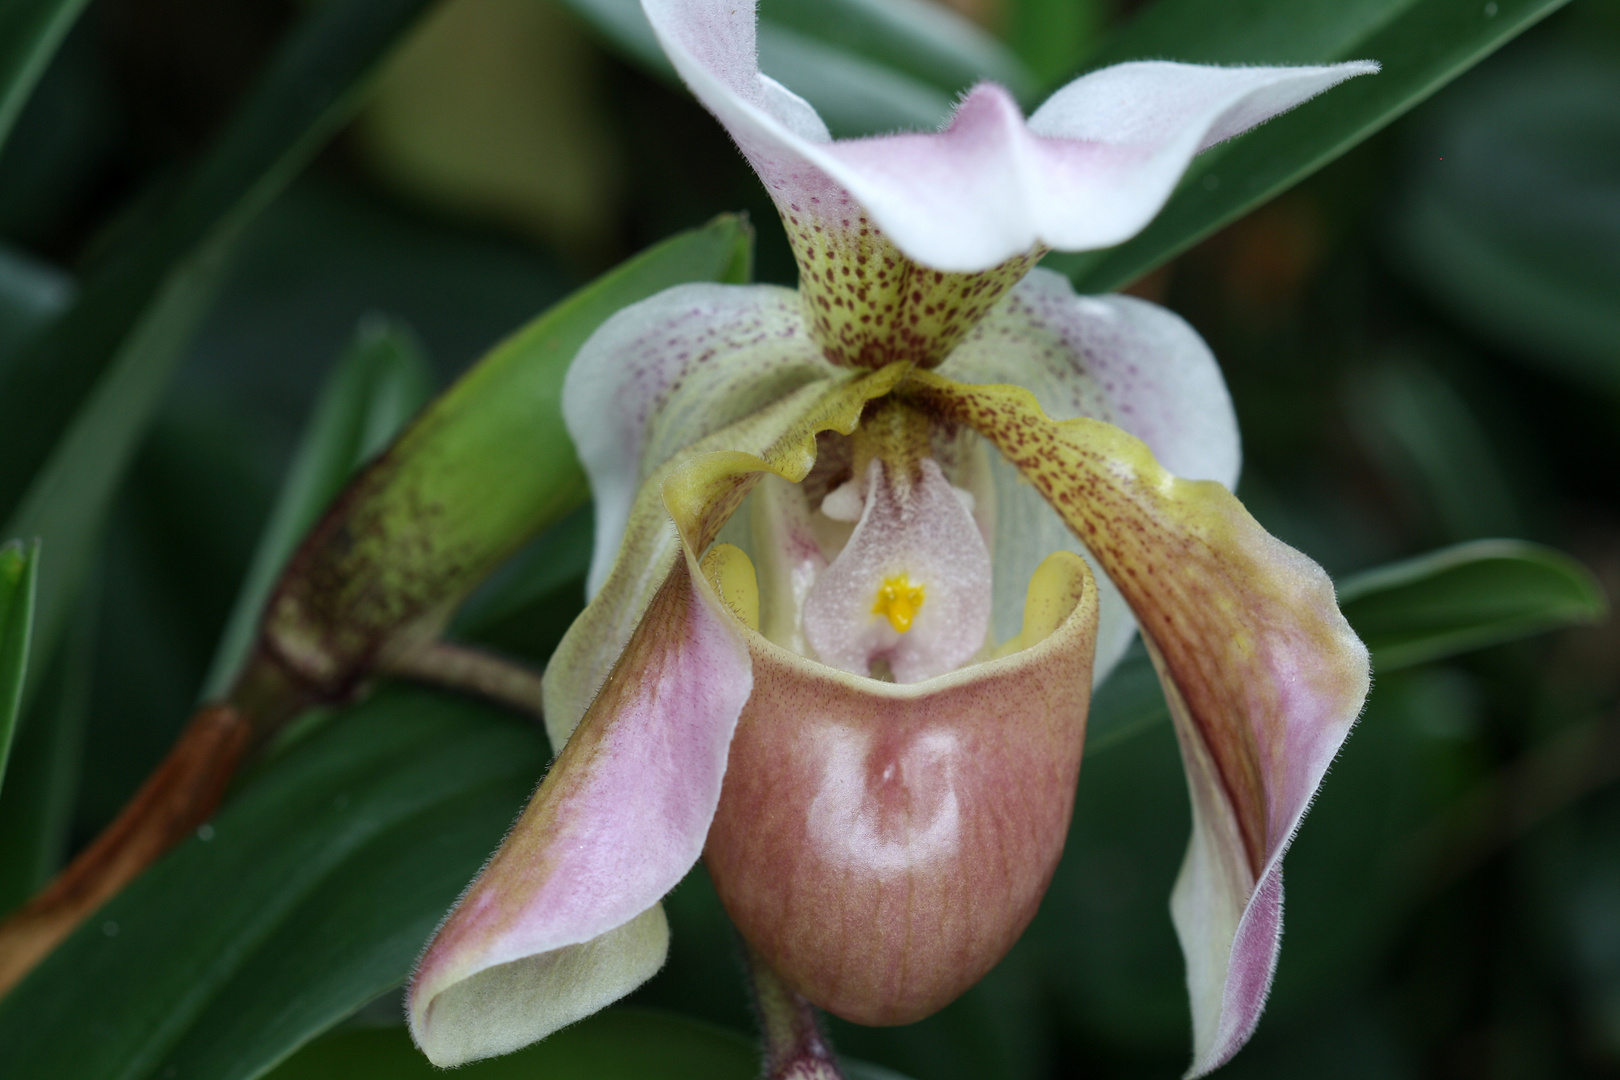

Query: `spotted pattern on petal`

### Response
(902, 369, 1367, 877)
(780, 195, 1040, 370)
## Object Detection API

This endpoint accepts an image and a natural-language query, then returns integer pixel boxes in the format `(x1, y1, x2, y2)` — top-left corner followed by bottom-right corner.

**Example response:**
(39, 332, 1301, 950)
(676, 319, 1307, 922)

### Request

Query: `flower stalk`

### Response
(380, 640, 548, 721)
(746, 945, 846, 1080)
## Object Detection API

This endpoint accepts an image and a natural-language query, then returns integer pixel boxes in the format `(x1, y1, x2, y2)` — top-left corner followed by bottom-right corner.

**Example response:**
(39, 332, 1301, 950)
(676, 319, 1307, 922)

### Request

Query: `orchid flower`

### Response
(408, 2, 1374, 1074)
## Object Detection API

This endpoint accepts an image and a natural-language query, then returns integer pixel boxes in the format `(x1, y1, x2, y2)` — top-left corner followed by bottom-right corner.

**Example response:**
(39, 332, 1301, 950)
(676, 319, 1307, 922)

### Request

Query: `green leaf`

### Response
(1083, 645, 1170, 756)
(553, 0, 1031, 134)
(264, 1010, 758, 1080)
(1338, 539, 1608, 671)
(1052, 0, 1572, 293)
(0, 244, 72, 367)
(1344, 358, 1523, 544)
(0, 686, 547, 1080)
(0, 590, 93, 913)
(0, 0, 439, 670)
(0, 538, 39, 797)
(261, 1010, 920, 1080)
(1075, 536, 1608, 751)
(201, 318, 433, 700)
(256, 216, 753, 698)
(761, 0, 1034, 105)
(0, 0, 92, 153)
(1003, 0, 1107, 88)
(1392, 43, 1620, 396)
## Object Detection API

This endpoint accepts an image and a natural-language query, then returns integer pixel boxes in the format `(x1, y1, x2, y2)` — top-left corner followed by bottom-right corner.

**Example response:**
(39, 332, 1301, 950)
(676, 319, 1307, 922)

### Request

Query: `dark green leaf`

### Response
(1083, 644, 1170, 755)
(0, 0, 439, 669)
(554, 0, 1030, 134)
(0, 686, 547, 1080)
(761, 0, 1034, 105)
(264, 1010, 757, 1080)
(1003, 0, 1107, 88)
(1066, 535, 1606, 752)
(1052, 0, 1571, 293)
(201, 318, 433, 699)
(1392, 43, 1620, 396)
(1338, 539, 1607, 671)
(451, 505, 594, 640)
(0, 538, 39, 796)
(0, 590, 92, 913)
(0, 244, 72, 367)
(256, 216, 752, 698)
(1344, 358, 1522, 544)
(0, 0, 91, 152)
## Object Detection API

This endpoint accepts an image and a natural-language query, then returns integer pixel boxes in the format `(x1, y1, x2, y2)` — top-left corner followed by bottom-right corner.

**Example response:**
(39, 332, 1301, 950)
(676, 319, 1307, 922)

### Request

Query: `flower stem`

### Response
(746, 945, 846, 1080)
(380, 640, 546, 721)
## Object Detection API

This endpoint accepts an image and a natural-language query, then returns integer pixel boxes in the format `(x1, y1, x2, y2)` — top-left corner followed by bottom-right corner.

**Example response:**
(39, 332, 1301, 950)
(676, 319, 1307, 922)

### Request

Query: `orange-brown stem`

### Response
(0, 704, 254, 996)
(747, 944, 845, 1080)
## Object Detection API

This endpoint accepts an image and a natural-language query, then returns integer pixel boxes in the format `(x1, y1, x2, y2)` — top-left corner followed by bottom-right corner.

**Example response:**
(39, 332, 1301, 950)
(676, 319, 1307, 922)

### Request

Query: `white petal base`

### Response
(412, 904, 669, 1067)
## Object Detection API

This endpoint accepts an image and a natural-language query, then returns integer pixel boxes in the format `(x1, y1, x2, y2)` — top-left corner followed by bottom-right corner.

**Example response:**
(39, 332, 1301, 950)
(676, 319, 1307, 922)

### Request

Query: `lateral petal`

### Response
(547, 291, 863, 753)
(563, 282, 835, 598)
(409, 560, 751, 1066)
(642, 0, 1375, 272)
(902, 371, 1369, 1076)
(413, 364, 912, 1065)
(938, 267, 1240, 677)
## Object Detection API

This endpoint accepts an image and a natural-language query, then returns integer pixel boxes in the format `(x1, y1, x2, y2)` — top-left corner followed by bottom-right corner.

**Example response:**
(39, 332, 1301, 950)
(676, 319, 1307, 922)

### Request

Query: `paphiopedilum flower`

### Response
(409, 2, 1374, 1075)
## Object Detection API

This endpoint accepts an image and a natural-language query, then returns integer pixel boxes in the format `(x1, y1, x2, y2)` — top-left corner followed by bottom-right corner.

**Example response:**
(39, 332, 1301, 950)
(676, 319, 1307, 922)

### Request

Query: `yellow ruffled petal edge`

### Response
(901, 369, 1369, 1076)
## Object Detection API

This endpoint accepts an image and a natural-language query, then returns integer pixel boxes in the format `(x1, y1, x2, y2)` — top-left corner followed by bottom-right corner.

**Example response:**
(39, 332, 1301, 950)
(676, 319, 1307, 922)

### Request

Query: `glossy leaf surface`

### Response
(0, 0, 92, 152)
(201, 318, 433, 699)
(0, 687, 546, 1080)
(0, 0, 439, 666)
(1053, 0, 1571, 292)
(553, 0, 1031, 134)
(1392, 43, 1620, 395)
(258, 216, 751, 697)
(266, 1010, 756, 1080)
(1338, 539, 1606, 671)
(0, 245, 72, 364)
(261, 1011, 915, 1080)
(0, 538, 40, 796)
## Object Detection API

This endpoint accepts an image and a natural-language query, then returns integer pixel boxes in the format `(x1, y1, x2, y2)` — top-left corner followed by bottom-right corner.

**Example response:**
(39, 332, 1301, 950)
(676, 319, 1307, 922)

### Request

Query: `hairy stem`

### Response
(380, 640, 546, 720)
(747, 944, 846, 1080)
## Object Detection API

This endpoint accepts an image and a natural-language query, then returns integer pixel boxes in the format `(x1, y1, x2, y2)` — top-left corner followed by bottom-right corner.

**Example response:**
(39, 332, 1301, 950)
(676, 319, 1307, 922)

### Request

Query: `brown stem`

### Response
(0, 704, 253, 996)
(380, 640, 546, 720)
(0, 638, 541, 1000)
(746, 944, 845, 1080)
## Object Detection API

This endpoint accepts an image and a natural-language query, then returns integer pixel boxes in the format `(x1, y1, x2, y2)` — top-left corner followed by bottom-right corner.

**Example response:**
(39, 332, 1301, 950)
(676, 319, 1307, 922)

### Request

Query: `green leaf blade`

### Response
(1338, 539, 1608, 671)
(0, 687, 547, 1080)
(1054, 0, 1571, 293)
(0, 0, 92, 153)
(554, 0, 1030, 135)
(0, 0, 440, 670)
(0, 538, 40, 797)
(201, 318, 434, 700)
(256, 216, 754, 694)
(265, 1011, 758, 1080)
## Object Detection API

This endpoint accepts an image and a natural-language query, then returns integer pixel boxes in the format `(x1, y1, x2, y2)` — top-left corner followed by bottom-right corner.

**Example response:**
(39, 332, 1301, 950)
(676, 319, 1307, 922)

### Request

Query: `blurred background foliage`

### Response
(0, 0, 1616, 1077)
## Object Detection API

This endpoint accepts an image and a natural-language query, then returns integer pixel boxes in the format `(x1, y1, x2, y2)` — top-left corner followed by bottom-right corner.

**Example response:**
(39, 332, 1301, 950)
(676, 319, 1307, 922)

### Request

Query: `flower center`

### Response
(798, 401, 992, 683)
(872, 574, 926, 633)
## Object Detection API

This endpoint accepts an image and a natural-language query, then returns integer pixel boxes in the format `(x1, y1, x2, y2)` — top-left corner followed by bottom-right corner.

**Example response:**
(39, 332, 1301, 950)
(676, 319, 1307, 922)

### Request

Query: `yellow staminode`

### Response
(872, 574, 926, 633)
